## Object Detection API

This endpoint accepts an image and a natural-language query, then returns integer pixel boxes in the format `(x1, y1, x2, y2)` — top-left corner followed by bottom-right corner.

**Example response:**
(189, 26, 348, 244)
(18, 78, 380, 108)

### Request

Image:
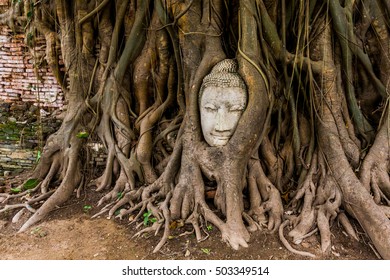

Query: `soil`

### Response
(0, 173, 379, 260)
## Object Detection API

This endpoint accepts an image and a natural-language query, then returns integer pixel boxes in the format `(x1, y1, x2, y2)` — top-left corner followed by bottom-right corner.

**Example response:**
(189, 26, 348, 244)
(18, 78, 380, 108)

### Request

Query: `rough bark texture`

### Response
(1, 0, 390, 259)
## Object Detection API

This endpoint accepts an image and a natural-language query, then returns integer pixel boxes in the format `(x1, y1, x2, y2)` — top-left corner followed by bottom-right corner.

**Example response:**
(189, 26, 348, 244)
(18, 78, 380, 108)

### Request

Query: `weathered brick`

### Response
(0, 23, 70, 169)
(0, 157, 11, 162)
(0, 163, 20, 169)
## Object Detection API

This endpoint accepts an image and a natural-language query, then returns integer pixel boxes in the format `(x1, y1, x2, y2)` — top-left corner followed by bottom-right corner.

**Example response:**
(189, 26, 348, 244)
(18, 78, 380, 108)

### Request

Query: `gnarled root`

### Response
(338, 212, 359, 241)
(247, 158, 283, 232)
(18, 137, 83, 232)
(315, 180, 342, 253)
(279, 220, 316, 258)
(360, 118, 390, 204)
(288, 164, 317, 245)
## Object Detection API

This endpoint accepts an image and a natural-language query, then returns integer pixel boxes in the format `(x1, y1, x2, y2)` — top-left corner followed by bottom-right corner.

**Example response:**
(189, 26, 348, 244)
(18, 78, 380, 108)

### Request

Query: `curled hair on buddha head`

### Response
(199, 59, 247, 101)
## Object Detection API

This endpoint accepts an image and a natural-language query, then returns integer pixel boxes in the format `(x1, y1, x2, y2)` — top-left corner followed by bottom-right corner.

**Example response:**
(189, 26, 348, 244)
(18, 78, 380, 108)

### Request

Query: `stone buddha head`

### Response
(199, 59, 247, 147)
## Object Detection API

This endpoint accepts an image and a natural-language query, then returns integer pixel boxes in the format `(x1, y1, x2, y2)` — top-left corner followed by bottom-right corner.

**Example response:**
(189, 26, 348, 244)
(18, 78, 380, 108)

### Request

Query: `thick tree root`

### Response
(338, 212, 359, 241)
(3, 0, 390, 260)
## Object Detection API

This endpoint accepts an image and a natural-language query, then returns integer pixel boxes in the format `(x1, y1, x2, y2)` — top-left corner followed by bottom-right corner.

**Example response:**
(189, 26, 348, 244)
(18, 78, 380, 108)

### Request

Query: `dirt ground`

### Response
(0, 174, 379, 260)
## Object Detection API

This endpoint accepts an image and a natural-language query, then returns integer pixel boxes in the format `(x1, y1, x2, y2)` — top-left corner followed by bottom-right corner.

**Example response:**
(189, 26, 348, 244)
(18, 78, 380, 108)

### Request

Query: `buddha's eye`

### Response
(204, 104, 217, 111)
(229, 105, 244, 112)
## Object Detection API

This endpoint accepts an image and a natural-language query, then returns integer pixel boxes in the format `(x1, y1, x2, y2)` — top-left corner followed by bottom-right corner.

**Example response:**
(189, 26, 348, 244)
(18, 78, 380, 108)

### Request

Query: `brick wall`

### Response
(0, 25, 64, 108)
(0, 8, 108, 177)
(0, 101, 62, 176)
(0, 5, 68, 177)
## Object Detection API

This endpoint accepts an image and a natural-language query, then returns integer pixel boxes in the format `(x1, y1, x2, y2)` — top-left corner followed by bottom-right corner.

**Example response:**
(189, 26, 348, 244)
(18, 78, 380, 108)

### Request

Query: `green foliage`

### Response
(201, 248, 211, 255)
(30, 227, 47, 237)
(83, 205, 92, 213)
(23, 178, 40, 190)
(143, 211, 157, 226)
(36, 150, 41, 163)
(76, 131, 89, 139)
(30, 227, 41, 234)
(10, 187, 22, 193)
(114, 209, 121, 216)
(206, 224, 213, 231)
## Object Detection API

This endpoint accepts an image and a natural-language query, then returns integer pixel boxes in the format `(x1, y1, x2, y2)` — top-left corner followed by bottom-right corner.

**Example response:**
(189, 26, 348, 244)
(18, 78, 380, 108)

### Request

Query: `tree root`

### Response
(288, 187, 316, 244)
(3, 0, 390, 260)
(247, 158, 283, 232)
(338, 212, 359, 241)
(279, 220, 316, 258)
(360, 119, 390, 202)
(153, 192, 173, 253)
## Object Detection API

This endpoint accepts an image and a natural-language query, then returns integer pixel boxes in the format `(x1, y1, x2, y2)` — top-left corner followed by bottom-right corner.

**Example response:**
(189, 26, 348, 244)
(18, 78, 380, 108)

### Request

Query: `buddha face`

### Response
(200, 86, 247, 146)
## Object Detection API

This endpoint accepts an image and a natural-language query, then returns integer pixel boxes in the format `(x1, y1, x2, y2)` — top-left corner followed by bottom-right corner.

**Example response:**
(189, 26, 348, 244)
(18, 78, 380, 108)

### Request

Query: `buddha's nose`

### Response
(215, 108, 231, 132)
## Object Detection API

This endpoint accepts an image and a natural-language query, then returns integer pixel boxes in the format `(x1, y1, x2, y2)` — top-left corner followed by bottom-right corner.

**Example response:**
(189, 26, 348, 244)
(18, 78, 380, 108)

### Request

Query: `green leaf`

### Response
(35, 151, 41, 163)
(143, 213, 150, 225)
(143, 211, 154, 226)
(76, 131, 89, 139)
(201, 248, 211, 255)
(30, 227, 41, 235)
(24, 178, 40, 190)
(83, 205, 92, 213)
(143, 211, 152, 219)
(117, 192, 123, 199)
(10, 187, 22, 193)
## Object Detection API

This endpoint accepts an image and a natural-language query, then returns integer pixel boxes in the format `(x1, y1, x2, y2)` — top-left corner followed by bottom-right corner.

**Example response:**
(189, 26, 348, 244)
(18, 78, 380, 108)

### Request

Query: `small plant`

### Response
(30, 227, 41, 235)
(201, 248, 211, 255)
(117, 192, 123, 199)
(24, 178, 40, 190)
(206, 224, 213, 231)
(83, 205, 92, 213)
(143, 210, 157, 226)
(35, 151, 41, 163)
(30, 227, 47, 237)
(10, 187, 22, 193)
(76, 131, 89, 139)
